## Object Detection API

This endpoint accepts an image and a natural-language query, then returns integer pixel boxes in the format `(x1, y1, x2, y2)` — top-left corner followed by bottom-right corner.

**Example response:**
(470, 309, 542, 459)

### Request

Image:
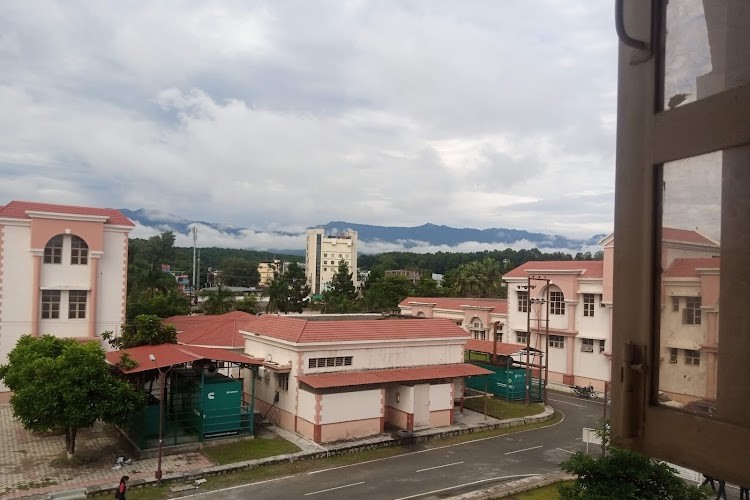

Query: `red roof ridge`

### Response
(0, 200, 134, 226)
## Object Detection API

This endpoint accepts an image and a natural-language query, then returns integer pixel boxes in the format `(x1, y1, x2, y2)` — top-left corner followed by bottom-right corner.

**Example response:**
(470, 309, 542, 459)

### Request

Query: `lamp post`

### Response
(149, 354, 167, 484)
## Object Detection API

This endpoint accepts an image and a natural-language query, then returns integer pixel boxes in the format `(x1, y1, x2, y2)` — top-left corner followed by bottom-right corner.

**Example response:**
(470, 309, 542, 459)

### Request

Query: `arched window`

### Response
(70, 236, 88, 265)
(416, 311, 425, 318)
(549, 286, 565, 315)
(469, 317, 486, 340)
(43, 235, 63, 264)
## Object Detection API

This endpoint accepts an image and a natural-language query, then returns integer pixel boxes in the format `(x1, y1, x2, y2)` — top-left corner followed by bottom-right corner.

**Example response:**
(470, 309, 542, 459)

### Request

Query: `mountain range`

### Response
(120, 208, 606, 255)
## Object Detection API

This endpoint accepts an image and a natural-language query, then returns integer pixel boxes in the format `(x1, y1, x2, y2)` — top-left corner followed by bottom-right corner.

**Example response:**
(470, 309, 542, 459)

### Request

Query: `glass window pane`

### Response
(663, 0, 750, 110)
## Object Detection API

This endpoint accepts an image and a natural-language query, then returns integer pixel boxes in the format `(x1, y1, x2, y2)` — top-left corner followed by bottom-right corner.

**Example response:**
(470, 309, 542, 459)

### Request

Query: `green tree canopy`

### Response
(219, 257, 260, 287)
(126, 289, 189, 319)
(322, 260, 359, 313)
(265, 262, 311, 314)
(559, 447, 708, 500)
(103, 314, 178, 349)
(233, 295, 260, 314)
(200, 285, 236, 315)
(0, 336, 144, 458)
(362, 275, 414, 312)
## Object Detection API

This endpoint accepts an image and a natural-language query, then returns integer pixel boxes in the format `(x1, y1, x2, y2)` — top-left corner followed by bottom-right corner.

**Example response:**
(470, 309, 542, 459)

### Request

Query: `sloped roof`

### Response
(664, 258, 721, 278)
(503, 260, 604, 279)
(242, 315, 469, 344)
(105, 343, 263, 374)
(662, 228, 718, 246)
(0, 200, 134, 226)
(297, 363, 491, 389)
(166, 311, 256, 348)
(464, 340, 527, 356)
(399, 297, 508, 314)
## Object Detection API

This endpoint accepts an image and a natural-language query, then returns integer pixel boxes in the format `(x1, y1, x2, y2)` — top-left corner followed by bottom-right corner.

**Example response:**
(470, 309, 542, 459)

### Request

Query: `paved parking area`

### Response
(0, 405, 213, 499)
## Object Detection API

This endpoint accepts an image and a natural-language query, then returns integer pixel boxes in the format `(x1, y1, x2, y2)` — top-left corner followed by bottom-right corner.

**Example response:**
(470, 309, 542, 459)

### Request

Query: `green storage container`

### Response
(198, 375, 243, 438)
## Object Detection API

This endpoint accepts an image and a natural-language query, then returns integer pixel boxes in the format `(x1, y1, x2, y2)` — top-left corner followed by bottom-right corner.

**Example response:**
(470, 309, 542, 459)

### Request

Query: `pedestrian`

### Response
(715, 479, 727, 500)
(740, 486, 749, 500)
(701, 474, 717, 491)
(116, 475, 129, 500)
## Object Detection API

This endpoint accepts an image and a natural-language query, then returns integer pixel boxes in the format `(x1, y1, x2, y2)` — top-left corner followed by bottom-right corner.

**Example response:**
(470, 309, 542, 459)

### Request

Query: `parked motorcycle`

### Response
(571, 384, 598, 399)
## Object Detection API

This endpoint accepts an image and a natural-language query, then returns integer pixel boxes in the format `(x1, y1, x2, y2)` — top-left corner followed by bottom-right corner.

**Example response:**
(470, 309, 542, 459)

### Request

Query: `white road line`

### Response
(304, 481, 365, 496)
(505, 445, 543, 455)
(416, 461, 464, 473)
(548, 398, 586, 408)
(557, 448, 576, 454)
(393, 474, 541, 500)
(180, 475, 295, 498)
(308, 409, 564, 475)
(550, 392, 603, 405)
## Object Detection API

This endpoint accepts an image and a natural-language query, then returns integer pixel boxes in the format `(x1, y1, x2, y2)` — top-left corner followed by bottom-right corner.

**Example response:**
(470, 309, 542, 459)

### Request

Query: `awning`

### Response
(464, 340, 527, 356)
(297, 363, 492, 389)
(105, 343, 264, 374)
(663, 338, 702, 351)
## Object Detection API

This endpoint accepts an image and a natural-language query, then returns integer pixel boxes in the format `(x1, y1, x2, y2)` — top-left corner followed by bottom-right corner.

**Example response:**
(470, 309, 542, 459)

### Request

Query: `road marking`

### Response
(549, 398, 585, 408)
(393, 474, 541, 500)
(505, 445, 543, 455)
(304, 481, 365, 496)
(308, 410, 564, 476)
(557, 448, 576, 454)
(180, 475, 294, 498)
(416, 461, 464, 473)
(549, 392, 603, 405)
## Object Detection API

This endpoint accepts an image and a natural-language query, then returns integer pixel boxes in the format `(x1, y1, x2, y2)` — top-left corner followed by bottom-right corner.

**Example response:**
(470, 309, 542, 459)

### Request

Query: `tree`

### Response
(559, 447, 709, 500)
(233, 295, 260, 314)
(322, 260, 359, 313)
(201, 285, 236, 315)
(453, 258, 503, 298)
(413, 275, 440, 297)
(0, 336, 144, 458)
(362, 275, 414, 312)
(219, 257, 260, 287)
(103, 314, 178, 349)
(126, 289, 189, 319)
(264, 263, 310, 314)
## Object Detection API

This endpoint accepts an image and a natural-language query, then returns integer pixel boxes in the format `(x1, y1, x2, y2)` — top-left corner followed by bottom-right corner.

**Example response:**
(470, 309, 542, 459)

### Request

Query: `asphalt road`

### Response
(185, 391, 604, 500)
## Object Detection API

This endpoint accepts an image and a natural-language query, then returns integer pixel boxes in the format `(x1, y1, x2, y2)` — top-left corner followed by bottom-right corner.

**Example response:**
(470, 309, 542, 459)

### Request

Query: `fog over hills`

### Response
(122, 209, 606, 255)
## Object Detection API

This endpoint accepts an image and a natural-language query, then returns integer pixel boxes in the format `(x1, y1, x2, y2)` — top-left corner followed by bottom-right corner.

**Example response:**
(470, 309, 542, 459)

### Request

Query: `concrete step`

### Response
(47, 488, 87, 500)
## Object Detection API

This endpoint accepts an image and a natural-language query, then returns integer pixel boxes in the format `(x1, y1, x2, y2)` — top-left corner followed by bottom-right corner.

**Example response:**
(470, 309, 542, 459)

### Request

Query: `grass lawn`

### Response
(501, 481, 574, 499)
(202, 436, 301, 465)
(463, 396, 545, 419)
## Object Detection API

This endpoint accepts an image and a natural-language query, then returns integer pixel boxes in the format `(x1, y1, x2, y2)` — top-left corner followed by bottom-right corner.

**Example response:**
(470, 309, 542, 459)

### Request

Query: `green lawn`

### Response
(202, 436, 301, 465)
(463, 396, 545, 419)
(502, 481, 574, 499)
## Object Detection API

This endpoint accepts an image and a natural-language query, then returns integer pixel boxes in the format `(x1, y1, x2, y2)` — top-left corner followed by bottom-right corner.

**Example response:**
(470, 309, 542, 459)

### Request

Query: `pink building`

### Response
(398, 297, 508, 342)
(240, 315, 489, 443)
(0, 201, 134, 402)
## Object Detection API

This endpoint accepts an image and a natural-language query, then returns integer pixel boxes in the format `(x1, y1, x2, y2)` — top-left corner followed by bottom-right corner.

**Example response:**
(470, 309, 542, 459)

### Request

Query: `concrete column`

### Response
(88, 254, 101, 338)
(31, 252, 42, 336)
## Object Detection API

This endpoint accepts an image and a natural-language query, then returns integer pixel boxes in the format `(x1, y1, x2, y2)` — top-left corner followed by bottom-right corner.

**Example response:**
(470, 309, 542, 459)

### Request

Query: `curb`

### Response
(444, 471, 575, 500)
(27, 407, 555, 499)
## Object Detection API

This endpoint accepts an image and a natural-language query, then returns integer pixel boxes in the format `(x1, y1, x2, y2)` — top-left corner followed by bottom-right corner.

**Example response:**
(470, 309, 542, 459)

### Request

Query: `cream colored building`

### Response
(241, 316, 489, 443)
(0, 201, 134, 401)
(258, 260, 280, 286)
(305, 229, 358, 295)
(398, 297, 508, 342)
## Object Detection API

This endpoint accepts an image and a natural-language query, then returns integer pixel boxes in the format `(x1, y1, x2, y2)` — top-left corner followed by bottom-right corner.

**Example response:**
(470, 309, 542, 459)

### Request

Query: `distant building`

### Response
(258, 260, 280, 286)
(305, 229, 358, 295)
(0, 201, 134, 401)
(385, 269, 424, 285)
(399, 297, 508, 342)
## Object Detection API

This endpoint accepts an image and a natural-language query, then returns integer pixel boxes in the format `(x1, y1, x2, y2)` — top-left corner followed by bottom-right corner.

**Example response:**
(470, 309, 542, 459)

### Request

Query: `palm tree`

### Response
(201, 285, 235, 315)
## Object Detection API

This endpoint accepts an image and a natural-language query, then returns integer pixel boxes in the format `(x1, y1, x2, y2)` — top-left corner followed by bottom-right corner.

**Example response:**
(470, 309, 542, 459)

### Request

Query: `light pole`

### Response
(149, 354, 168, 484)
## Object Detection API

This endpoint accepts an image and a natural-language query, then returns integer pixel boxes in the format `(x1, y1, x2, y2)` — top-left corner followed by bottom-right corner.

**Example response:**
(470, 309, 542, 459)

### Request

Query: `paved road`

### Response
(185, 392, 604, 500)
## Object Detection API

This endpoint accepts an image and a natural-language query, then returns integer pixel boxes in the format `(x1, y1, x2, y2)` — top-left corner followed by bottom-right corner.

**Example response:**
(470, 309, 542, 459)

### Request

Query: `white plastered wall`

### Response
(320, 389, 382, 424)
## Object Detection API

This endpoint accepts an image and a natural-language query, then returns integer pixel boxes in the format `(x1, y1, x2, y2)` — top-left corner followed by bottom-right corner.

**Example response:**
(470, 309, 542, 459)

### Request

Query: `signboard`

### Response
(582, 427, 602, 454)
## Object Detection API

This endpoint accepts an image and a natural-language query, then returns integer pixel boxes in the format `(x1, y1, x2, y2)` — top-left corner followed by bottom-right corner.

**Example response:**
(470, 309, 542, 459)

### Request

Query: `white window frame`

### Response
(683, 296, 701, 325)
(44, 235, 63, 264)
(668, 348, 678, 363)
(68, 290, 87, 319)
(581, 338, 594, 352)
(516, 331, 528, 345)
(583, 294, 595, 317)
(41, 290, 61, 319)
(70, 236, 88, 265)
(517, 291, 529, 312)
(549, 291, 565, 315)
(684, 349, 700, 366)
(277, 373, 289, 392)
(549, 335, 564, 349)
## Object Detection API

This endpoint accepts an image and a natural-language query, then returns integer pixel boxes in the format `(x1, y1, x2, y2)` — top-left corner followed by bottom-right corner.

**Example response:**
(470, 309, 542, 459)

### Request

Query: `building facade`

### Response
(240, 316, 489, 443)
(398, 297, 508, 342)
(305, 229, 358, 295)
(0, 201, 134, 401)
(258, 260, 280, 286)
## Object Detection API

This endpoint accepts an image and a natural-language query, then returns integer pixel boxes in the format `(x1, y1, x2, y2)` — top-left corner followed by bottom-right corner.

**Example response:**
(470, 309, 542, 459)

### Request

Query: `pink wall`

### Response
(603, 244, 614, 303)
(30, 219, 105, 251)
(384, 406, 410, 430)
(320, 418, 381, 442)
(428, 409, 452, 428)
(255, 397, 296, 431)
(296, 417, 316, 440)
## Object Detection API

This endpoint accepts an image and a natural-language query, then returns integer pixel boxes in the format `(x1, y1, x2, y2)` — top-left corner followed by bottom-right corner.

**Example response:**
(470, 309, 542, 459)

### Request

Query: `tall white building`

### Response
(305, 229, 358, 295)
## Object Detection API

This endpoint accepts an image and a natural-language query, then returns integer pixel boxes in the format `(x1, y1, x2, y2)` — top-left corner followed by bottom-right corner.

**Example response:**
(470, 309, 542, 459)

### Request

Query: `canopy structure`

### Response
(105, 343, 264, 374)
(297, 363, 491, 389)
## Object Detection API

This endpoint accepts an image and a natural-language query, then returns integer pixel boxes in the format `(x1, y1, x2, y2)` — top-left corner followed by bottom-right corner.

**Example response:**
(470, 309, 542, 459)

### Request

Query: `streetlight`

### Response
(149, 354, 168, 484)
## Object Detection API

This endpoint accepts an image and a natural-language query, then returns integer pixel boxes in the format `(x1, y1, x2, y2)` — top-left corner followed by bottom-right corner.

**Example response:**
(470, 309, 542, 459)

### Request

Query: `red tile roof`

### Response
(399, 297, 508, 314)
(464, 340, 527, 356)
(503, 260, 604, 279)
(242, 315, 469, 343)
(0, 200, 134, 226)
(662, 228, 718, 246)
(664, 258, 720, 278)
(297, 363, 492, 389)
(105, 343, 263, 374)
(166, 311, 257, 348)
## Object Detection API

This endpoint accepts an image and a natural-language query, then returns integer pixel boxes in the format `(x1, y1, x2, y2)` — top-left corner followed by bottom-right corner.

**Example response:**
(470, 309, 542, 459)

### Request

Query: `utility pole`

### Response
(192, 226, 197, 314)
(525, 276, 532, 406)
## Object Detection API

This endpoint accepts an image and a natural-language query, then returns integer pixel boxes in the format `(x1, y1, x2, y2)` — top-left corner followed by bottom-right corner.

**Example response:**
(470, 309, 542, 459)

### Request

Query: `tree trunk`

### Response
(65, 426, 77, 459)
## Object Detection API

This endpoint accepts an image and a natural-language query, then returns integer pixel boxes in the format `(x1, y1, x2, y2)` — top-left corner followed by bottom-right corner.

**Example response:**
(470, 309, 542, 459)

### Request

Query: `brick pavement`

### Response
(0, 405, 213, 500)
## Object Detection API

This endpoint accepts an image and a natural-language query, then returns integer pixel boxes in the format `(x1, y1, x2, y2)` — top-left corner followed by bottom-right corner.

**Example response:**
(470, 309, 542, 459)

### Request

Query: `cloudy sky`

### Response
(0, 1, 617, 244)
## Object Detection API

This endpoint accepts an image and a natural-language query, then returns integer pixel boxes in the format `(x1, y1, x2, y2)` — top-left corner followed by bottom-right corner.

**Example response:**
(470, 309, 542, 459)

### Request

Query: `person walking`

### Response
(701, 474, 717, 491)
(715, 479, 727, 500)
(116, 475, 129, 500)
(740, 485, 749, 500)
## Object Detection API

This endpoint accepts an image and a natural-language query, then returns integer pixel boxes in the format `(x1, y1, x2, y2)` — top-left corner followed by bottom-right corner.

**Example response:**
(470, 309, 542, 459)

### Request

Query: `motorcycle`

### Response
(571, 384, 598, 399)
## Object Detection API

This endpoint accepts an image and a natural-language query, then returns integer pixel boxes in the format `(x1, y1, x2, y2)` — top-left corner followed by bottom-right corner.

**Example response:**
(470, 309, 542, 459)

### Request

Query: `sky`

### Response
(0, 0, 618, 246)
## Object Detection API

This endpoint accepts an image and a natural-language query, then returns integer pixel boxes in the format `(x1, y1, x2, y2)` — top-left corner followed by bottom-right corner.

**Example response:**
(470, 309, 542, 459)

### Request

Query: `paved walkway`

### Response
(0, 403, 547, 499)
